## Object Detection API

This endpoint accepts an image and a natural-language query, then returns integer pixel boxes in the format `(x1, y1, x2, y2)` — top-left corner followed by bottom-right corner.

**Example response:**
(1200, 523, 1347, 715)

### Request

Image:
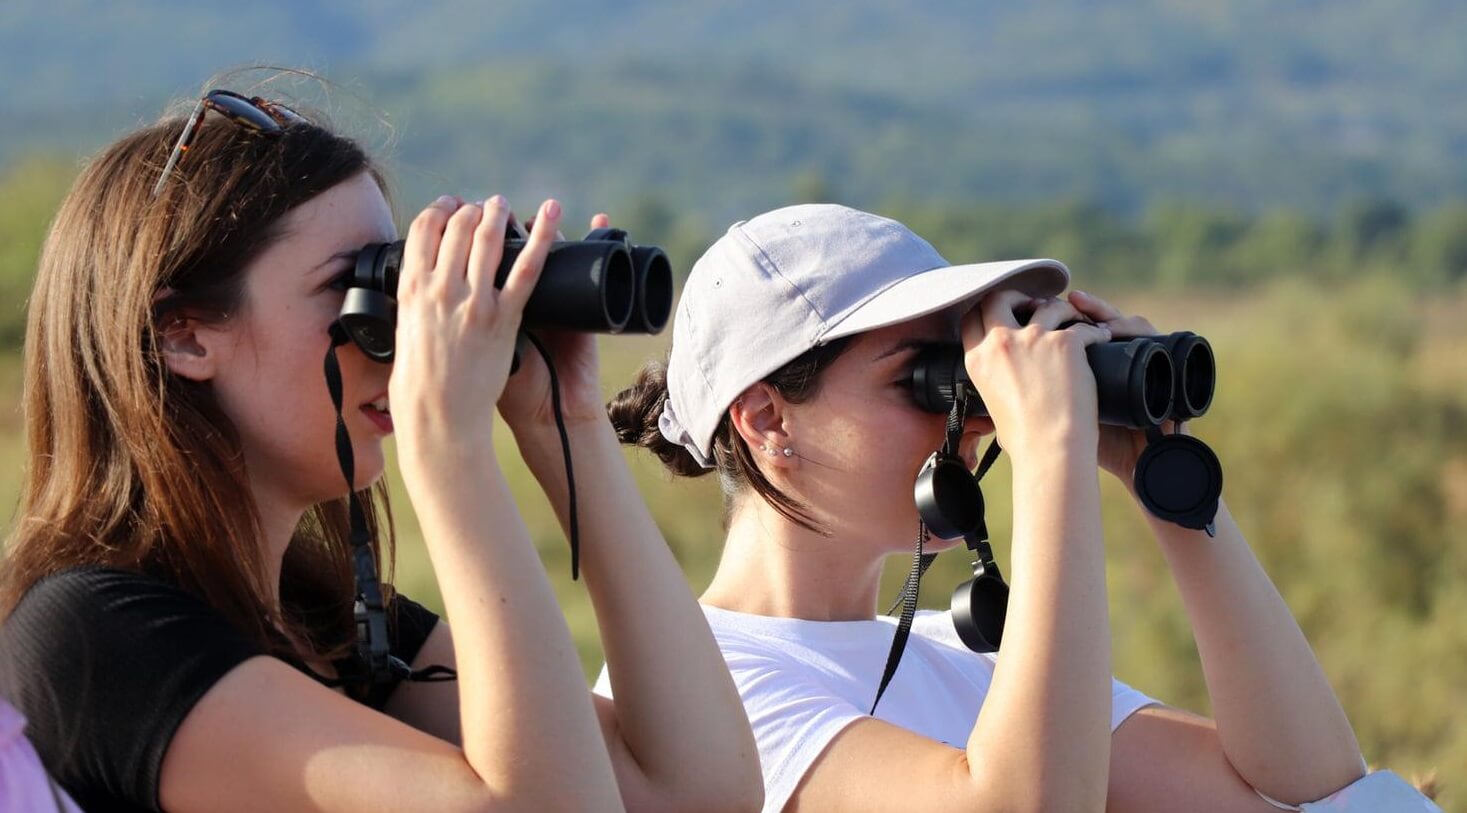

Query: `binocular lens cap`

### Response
(915, 453, 985, 540)
(1133, 434, 1223, 530)
(951, 574, 1008, 653)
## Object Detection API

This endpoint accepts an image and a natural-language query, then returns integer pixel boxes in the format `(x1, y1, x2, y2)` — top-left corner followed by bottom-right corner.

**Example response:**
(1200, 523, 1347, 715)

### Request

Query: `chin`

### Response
(348, 447, 387, 490)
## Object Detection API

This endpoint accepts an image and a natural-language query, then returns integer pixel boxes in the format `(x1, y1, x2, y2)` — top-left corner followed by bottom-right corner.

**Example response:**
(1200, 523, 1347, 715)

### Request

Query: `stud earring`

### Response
(782, 448, 794, 458)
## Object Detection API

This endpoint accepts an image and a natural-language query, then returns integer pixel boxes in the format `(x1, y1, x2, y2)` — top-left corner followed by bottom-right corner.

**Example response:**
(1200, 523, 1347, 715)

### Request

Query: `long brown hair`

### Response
(1, 95, 395, 663)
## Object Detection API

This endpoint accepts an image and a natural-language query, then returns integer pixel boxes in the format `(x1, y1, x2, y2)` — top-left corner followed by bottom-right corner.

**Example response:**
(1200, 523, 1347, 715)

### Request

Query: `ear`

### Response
(730, 382, 797, 468)
(154, 289, 226, 383)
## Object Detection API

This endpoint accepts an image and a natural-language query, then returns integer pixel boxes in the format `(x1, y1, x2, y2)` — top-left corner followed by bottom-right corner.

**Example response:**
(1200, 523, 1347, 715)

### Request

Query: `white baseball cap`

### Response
(659, 204, 1071, 467)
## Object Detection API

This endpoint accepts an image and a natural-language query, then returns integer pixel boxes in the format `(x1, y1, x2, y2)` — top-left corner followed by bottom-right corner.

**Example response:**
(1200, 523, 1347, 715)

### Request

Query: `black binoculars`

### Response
(909, 331, 1216, 427)
(338, 227, 673, 362)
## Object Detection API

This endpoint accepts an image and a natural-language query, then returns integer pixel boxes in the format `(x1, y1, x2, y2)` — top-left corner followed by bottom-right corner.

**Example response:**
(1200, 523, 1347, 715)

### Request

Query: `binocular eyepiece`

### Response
(910, 330, 1215, 427)
(338, 226, 674, 362)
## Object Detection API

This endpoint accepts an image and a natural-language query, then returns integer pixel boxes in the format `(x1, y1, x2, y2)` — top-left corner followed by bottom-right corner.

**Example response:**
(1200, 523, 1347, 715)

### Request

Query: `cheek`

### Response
(214, 314, 346, 470)
(814, 405, 945, 503)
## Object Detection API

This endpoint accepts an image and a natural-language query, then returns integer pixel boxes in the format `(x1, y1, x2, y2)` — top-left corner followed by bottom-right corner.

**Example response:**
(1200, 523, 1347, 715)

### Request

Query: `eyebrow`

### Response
(871, 337, 935, 363)
(312, 249, 360, 274)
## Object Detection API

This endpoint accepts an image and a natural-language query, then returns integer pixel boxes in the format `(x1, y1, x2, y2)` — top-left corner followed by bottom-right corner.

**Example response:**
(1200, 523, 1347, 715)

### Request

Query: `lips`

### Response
(360, 391, 392, 434)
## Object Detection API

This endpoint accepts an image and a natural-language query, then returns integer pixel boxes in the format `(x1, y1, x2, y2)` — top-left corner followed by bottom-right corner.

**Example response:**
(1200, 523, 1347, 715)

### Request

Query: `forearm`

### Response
(512, 420, 762, 805)
(968, 450, 1113, 810)
(1140, 494, 1364, 803)
(401, 442, 623, 809)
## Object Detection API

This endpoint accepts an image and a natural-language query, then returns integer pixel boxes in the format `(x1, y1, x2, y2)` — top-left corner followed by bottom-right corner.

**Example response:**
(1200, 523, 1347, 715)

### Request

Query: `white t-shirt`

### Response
(593, 605, 1157, 813)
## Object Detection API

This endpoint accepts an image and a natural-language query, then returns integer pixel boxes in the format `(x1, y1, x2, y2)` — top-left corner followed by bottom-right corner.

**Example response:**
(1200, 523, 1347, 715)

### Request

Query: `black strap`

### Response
(870, 521, 931, 714)
(320, 324, 458, 688)
(872, 393, 996, 714)
(520, 332, 581, 580)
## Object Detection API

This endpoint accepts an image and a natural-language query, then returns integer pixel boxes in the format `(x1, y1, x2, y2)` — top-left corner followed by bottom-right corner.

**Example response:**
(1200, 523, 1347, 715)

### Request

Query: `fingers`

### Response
(434, 200, 485, 289)
(466, 196, 511, 295)
(522, 216, 565, 241)
(1063, 322, 1114, 348)
(1025, 296, 1085, 331)
(976, 289, 1031, 332)
(1067, 290, 1124, 321)
(1067, 290, 1157, 337)
(400, 195, 459, 300)
(590, 212, 611, 230)
(499, 199, 561, 313)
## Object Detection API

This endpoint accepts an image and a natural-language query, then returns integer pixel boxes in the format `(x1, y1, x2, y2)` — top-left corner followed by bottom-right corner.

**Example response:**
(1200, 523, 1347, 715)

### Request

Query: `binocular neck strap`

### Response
(519, 332, 582, 581)
(320, 325, 457, 689)
(871, 396, 1005, 714)
(870, 521, 932, 714)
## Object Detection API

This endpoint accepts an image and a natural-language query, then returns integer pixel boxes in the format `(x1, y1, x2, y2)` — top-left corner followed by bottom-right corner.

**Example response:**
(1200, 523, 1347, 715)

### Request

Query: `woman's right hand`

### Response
(389, 195, 562, 460)
(961, 289, 1113, 460)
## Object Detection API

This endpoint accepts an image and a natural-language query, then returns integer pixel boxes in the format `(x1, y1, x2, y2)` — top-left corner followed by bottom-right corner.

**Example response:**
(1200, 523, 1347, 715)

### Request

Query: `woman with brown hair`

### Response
(604, 203, 1434, 812)
(0, 86, 760, 812)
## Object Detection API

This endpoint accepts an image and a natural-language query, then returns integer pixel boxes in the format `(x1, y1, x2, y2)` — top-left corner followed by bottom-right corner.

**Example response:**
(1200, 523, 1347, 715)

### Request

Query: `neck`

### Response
(701, 498, 887, 621)
(249, 481, 306, 609)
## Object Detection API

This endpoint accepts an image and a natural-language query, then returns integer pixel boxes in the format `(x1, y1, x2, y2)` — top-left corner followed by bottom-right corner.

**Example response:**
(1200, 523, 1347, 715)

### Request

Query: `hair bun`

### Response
(607, 362, 711, 478)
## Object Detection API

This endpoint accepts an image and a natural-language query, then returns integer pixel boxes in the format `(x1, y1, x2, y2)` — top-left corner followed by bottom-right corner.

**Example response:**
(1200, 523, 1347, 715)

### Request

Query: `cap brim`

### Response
(819, 258, 1070, 342)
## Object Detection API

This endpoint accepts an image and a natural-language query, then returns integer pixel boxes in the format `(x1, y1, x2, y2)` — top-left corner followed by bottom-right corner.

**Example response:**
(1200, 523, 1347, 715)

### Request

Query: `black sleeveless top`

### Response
(0, 567, 440, 812)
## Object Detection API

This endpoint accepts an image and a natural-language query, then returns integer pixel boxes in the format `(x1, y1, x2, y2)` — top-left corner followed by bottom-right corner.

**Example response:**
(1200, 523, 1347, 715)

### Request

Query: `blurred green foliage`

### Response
(9, 1, 1467, 219)
(0, 151, 1463, 807)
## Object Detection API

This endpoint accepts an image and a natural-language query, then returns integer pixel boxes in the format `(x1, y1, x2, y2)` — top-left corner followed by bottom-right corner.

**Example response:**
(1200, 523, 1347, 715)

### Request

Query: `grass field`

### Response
(2, 281, 1463, 806)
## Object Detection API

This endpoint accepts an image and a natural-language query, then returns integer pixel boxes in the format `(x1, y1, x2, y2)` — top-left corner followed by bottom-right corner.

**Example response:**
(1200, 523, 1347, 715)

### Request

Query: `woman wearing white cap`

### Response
(603, 204, 1435, 812)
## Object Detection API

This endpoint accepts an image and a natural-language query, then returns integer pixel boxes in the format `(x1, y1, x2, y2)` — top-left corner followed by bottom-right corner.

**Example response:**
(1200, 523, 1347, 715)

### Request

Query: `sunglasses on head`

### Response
(151, 89, 307, 198)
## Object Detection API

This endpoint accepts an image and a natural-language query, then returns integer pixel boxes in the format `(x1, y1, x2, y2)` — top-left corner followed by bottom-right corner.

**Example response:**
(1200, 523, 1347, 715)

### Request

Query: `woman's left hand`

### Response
(497, 212, 614, 434)
(1064, 290, 1183, 487)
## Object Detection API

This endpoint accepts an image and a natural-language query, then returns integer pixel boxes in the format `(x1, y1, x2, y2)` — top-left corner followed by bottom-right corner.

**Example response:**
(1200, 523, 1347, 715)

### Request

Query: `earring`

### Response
(782, 448, 794, 457)
(762, 444, 776, 456)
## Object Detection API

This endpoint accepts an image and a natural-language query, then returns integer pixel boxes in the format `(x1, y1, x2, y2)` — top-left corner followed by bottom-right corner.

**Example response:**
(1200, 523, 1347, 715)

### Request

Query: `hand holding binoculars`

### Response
(337, 226, 674, 362)
(910, 321, 1225, 655)
(909, 326, 1223, 532)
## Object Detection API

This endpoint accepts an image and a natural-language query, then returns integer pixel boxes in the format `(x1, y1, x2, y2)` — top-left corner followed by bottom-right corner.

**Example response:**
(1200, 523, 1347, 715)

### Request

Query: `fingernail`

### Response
(487, 194, 505, 207)
(544, 199, 561, 219)
(434, 194, 454, 206)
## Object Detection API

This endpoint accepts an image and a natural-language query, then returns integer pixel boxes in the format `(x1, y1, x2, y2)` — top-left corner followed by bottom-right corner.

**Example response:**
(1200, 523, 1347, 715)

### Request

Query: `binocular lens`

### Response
(628, 246, 674, 334)
(1166, 332, 1215, 420)
(1137, 341, 1175, 426)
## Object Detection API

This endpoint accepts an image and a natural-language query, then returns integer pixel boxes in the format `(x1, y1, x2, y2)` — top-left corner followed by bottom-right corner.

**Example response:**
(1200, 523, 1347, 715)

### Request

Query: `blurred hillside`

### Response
(4, 0, 1467, 216)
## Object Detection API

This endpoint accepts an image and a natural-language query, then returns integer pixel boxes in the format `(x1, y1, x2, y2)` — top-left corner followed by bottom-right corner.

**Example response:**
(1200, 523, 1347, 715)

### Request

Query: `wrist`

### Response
(1004, 428, 1099, 470)
(510, 413, 613, 452)
(397, 429, 499, 482)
